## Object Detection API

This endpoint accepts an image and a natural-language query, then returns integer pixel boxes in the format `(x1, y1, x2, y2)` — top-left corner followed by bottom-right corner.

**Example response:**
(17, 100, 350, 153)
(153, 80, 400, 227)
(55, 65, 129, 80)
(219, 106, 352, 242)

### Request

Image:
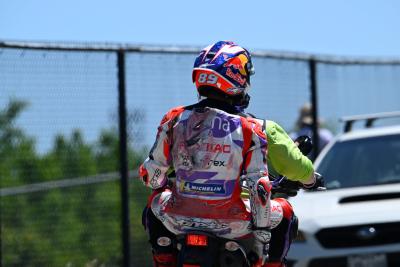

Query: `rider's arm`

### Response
(138, 107, 184, 189)
(265, 120, 315, 185)
(243, 121, 272, 238)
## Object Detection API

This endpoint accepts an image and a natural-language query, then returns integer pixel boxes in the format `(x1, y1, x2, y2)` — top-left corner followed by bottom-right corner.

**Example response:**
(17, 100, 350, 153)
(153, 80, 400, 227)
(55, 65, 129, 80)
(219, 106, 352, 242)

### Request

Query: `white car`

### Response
(287, 112, 400, 267)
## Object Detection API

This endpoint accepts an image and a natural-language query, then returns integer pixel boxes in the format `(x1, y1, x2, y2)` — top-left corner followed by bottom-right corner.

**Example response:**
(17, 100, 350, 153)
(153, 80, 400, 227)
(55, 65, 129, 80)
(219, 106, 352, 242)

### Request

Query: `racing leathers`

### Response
(139, 98, 314, 267)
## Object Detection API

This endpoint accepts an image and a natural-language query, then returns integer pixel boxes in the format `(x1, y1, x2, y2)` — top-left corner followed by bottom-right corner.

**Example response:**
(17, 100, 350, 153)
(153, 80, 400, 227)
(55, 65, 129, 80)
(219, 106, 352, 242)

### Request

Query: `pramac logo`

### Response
(200, 143, 231, 154)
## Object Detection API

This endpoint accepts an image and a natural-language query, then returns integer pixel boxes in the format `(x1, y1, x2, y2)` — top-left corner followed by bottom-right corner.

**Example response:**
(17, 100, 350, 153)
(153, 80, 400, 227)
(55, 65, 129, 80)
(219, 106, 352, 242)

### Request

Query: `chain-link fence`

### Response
(1, 41, 400, 267)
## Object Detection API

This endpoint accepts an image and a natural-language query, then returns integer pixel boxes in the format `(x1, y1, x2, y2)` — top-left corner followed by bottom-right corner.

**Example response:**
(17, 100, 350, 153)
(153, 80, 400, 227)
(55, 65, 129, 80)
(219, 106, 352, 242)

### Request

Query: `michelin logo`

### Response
(183, 182, 225, 194)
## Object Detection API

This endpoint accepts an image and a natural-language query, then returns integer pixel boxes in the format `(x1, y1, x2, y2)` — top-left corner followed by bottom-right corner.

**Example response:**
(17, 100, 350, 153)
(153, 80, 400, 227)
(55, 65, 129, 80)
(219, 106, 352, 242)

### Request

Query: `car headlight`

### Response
(293, 230, 307, 243)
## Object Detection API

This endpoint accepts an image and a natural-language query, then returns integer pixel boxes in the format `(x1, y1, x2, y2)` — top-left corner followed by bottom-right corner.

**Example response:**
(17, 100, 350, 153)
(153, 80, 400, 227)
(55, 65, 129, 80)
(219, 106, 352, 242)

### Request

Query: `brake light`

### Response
(186, 234, 208, 246)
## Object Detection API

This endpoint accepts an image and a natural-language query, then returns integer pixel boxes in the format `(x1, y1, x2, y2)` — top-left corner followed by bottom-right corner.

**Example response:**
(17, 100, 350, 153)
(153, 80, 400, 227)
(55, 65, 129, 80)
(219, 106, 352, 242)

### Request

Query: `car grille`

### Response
(315, 222, 400, 248)
(308, 252, 400, 267)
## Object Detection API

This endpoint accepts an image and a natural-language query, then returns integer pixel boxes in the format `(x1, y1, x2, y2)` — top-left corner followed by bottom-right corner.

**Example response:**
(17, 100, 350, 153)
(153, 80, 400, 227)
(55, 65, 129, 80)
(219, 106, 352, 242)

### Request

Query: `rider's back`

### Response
(150, 99, 267, 220)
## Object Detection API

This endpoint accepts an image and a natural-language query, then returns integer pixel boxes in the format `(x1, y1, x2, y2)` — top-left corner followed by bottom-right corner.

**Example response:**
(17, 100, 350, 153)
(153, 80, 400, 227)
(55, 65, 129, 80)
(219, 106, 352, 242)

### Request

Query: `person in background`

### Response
(290, 103, 334, 156)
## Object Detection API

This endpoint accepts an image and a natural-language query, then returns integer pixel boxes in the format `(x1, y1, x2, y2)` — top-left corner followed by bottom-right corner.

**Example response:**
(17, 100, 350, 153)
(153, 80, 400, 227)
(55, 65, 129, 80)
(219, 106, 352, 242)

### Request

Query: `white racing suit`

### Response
(139, 100, 293, 267)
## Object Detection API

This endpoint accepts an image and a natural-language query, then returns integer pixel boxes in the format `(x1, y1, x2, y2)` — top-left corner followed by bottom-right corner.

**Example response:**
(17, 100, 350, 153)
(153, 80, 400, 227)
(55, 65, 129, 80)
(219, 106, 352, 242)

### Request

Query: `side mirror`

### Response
(294, 135, 313, 156)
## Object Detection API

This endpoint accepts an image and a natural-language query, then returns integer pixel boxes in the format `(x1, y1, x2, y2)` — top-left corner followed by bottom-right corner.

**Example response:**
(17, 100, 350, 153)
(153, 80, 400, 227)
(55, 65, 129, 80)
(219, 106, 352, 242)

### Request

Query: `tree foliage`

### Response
(1, 99, 150, 267)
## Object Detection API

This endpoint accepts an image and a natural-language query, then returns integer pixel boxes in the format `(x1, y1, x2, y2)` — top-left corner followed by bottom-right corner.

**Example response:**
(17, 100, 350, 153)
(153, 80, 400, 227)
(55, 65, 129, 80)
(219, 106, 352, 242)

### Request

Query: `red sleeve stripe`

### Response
(240, 117, 254, 172)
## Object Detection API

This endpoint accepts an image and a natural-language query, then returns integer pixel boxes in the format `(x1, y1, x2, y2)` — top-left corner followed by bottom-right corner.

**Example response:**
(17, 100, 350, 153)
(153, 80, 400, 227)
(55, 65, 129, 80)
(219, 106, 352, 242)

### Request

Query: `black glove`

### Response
(271, 177, 301, 197)
(302, 172, 325, 191)
(278, 178, 302, 191)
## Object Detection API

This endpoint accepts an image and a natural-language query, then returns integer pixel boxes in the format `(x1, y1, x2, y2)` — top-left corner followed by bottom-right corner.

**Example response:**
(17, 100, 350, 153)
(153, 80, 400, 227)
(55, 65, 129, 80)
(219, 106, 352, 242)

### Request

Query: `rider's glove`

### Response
(272, 178, 301, 197)
(302, 172, 325, 191)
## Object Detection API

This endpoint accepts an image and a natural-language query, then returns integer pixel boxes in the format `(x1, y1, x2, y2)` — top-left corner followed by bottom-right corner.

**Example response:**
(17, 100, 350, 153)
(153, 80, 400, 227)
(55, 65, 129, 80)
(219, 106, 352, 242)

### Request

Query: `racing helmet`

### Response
(192, 41, 255, 98)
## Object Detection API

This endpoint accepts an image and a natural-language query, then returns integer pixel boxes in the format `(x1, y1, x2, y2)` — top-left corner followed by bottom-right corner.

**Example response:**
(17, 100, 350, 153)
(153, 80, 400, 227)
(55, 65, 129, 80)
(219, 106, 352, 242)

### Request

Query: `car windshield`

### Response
(316, 134, 400, 189)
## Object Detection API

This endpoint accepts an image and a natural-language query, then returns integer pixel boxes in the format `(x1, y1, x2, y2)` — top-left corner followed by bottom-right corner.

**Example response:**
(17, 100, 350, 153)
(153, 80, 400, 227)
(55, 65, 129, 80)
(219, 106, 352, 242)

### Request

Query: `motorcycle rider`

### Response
(139, 41, 322, 267)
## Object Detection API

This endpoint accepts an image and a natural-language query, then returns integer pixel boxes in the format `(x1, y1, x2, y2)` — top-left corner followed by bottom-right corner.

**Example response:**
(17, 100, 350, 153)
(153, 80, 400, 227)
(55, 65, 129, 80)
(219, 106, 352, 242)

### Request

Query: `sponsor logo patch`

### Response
(182, 182, 225, 194)
(200, 143, 231, 153)
(226, 68, 246, 86)
(175, 218, 229, 230)
(207, 160, 226, 167)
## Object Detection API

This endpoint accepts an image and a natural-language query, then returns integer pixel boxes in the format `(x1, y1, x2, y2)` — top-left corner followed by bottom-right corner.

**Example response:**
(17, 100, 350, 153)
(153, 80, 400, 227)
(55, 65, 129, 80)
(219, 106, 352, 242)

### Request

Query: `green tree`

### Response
(1, 99, 149, 266)
(0, 99, 38, 188)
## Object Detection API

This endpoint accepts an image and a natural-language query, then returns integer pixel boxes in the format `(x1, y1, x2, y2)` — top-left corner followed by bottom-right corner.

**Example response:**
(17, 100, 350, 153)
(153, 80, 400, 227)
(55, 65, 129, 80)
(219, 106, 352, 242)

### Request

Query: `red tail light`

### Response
(186, 234, 208, 246)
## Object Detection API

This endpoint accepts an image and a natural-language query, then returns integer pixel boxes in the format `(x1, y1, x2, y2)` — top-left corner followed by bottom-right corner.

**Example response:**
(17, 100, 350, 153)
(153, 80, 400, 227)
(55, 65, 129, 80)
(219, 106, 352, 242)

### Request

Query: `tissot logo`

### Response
(356, 226, 377, 240)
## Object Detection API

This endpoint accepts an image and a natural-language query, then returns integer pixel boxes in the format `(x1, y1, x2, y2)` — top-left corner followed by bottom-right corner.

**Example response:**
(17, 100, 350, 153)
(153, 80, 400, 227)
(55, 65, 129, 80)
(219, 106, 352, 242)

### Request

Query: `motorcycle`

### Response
(171, 135, 325, 267)
(175, 231, 252, 267)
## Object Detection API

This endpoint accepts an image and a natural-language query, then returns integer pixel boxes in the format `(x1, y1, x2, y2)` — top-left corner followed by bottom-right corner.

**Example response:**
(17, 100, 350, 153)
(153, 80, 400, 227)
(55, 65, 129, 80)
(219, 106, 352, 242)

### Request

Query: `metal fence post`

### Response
(117, 49, 131, 267)
(0, 187, 2, 266)
(309, 59, 319, 160)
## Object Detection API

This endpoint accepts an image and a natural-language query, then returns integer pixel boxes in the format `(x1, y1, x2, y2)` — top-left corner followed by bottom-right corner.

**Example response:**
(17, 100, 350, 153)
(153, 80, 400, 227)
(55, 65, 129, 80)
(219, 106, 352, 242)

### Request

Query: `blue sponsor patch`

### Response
(183, 182, 225, 194)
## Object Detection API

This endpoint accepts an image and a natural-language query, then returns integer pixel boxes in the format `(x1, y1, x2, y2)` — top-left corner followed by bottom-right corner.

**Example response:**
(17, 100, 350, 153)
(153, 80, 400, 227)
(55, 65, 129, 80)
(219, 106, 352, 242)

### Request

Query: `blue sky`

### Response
(1, 0, 400, 57)
(1, 0, 400, 154)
